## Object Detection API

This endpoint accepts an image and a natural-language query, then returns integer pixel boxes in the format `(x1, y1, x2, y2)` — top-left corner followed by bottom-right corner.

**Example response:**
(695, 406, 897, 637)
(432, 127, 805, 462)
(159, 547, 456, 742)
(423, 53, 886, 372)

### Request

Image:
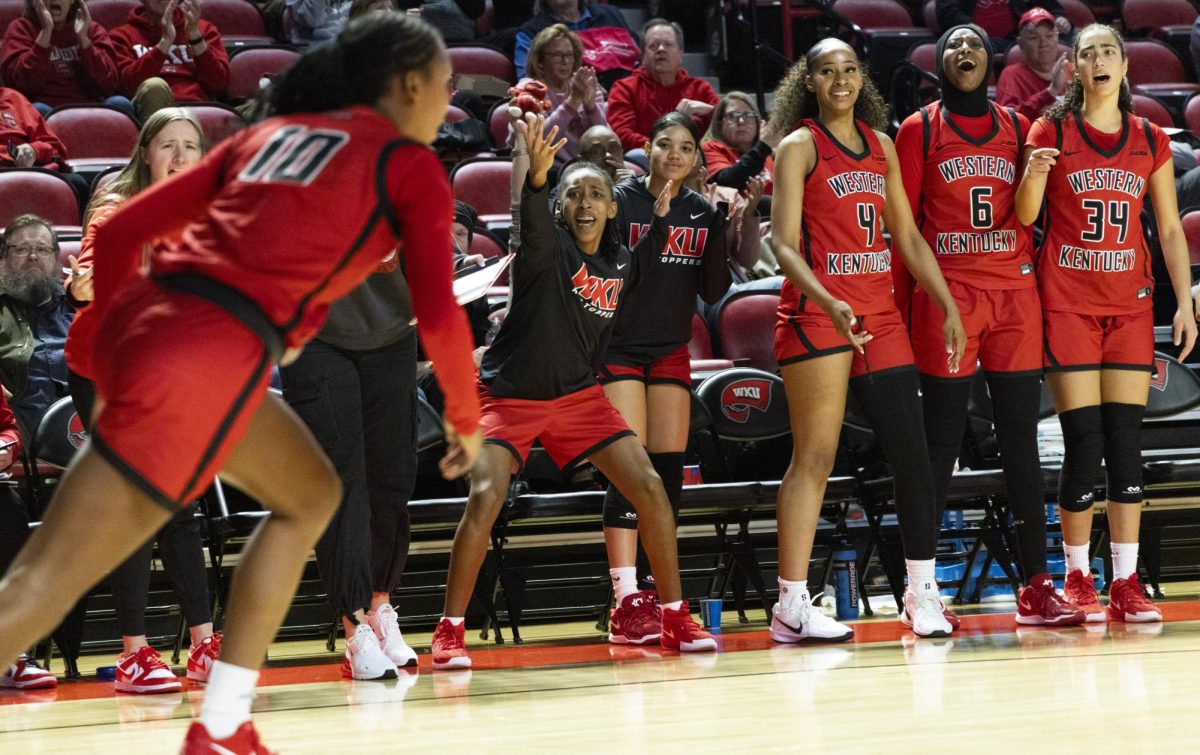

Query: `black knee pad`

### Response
(1102, 402, 1146, 504)
(603, 485, 639, 529)
(1057, 405, 1104, 513)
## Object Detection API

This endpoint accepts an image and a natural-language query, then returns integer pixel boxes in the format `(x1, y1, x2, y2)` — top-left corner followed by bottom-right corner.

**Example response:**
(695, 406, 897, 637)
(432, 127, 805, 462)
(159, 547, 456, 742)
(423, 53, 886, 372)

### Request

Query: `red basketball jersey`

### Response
(908, 103, 1034, 289)
(780, 119, 893, 317)
(1029, 112, 1170, 315)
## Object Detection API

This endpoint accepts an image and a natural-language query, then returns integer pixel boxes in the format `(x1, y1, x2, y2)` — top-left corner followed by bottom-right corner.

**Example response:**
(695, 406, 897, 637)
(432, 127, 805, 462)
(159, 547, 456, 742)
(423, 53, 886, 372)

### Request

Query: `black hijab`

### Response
(936, 24, 992, 117)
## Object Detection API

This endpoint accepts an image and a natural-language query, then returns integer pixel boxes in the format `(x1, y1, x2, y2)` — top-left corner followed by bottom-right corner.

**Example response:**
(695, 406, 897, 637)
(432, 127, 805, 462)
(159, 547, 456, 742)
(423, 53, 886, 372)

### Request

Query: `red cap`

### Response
(1019, 7, 1056, 29)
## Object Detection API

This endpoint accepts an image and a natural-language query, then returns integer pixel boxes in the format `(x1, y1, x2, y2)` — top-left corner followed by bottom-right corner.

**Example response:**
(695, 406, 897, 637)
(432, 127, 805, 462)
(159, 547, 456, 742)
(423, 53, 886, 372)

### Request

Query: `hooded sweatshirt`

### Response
(607, 66, 718, 152)
(0, 19, 122, 107)
(109, 6, 228, 101)
(0, 87, 67, 165)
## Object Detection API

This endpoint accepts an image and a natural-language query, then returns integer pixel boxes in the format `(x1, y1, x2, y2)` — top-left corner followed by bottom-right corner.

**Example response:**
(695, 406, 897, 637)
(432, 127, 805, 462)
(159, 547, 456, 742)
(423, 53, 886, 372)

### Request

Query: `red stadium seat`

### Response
(834, 0, 914, 28)
(47, 106, 138, 166)
(715, 291, 781, 373)
(228, 46, 299, 102)
(88, 0, 137, 30)
(1131, 93, 1175, 127)
(908, 42, 937, 75)
(1182, 209, 1200, 265)
(58, 239, 81, 271)
(922, 0, 939, 33)
(180, 103, 246, 146)
(469, 230, 504, 260)
(448, 45, 516, 85)
(689, 313, 715, 360)
(487, 100, 511, 152)
(200, 0, 272, 46)
(449, 157, 513, 227)
(1122, 0, 1197, 34)
(0, 0, 24, 31)
(1057, 0, 1096, 30)
(0, 169, 80, 231)
(445, 105, 470, 123)
(1185, 94, 1200, 134)
(1125, 40, 1200, 97)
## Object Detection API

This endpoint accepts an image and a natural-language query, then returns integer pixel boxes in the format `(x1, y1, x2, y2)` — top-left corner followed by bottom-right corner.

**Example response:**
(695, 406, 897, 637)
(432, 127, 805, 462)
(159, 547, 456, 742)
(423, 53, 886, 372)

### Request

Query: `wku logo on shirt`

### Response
(571, 263, 623, 316)
(629, 223, 708, 259)
(67, 413, 88, 449)
(133, 43, 195, 67)
(721, 378, 772, 423)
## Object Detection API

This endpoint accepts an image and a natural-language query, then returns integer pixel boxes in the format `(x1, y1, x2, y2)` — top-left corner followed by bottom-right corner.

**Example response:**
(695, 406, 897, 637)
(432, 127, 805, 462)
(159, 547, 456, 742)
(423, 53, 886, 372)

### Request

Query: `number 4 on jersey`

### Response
(238, 125, 350, 186)
(857, 203, 878, 247)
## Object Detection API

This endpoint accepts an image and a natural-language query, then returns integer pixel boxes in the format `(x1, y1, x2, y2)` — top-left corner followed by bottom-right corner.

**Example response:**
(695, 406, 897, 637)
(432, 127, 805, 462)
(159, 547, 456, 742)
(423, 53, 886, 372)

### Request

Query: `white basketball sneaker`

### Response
(368, 604, 419, 669)
(770, 592, 854, 644)
(903, 581, 954, 638)
(341, 624, 399, 681)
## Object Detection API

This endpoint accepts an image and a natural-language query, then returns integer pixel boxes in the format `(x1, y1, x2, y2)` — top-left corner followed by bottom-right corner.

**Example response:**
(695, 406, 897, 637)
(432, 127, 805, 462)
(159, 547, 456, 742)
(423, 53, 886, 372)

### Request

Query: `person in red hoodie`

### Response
(0, 0, 128, 117)
(0, 86, 68, 168)
(109, 0, 229, 121)
(606, 18, 717, 165)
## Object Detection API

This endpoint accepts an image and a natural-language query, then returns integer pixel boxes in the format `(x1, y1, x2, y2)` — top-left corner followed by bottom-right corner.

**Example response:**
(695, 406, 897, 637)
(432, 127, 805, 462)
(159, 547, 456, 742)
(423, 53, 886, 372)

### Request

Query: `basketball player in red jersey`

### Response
(0, 15, 483, 754)
(768, 39, 966, 642)
(1016, 24, 1196, 624)
(430, 114, 716, 670)
(896, 25, 1085, 627)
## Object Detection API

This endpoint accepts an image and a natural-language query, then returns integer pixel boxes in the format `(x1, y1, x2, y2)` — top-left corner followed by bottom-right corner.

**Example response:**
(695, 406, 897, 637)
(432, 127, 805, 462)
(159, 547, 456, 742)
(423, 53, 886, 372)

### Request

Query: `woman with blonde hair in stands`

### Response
(702, 91, 781, 196)
(508, 23, 606, 165)
(64, 107, 221, 695)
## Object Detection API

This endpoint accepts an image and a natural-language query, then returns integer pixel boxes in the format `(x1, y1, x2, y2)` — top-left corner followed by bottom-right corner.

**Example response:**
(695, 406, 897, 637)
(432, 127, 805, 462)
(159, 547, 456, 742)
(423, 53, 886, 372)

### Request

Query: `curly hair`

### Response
(768, 40, 889, 133)
(1044, 23, 1133, 122)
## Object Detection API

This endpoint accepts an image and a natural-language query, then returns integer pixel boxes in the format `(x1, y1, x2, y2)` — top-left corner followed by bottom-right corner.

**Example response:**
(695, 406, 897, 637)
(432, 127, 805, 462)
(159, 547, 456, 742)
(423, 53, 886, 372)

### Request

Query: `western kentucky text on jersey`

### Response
(571, 263, 623, 316)
(133, 43, 194, 66)
(936, 230, 1017, 254)
(826, 250, 892, 275)
(1056, 246, 1136, 272)
(936, 155, 1016, 184)
(628, 223, 709, 263)
(826, 171, 886, 199)
(1066, 168, 1145, 197)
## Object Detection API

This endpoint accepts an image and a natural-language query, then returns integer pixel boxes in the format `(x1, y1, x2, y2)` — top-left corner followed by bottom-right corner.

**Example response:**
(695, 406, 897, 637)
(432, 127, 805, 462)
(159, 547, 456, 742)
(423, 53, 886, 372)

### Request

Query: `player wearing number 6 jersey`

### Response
(0, 16, 484, 754)
(1017, 23, 1196, 627)
(895, 25, 1083, 627)
(768, 39, 965, 643)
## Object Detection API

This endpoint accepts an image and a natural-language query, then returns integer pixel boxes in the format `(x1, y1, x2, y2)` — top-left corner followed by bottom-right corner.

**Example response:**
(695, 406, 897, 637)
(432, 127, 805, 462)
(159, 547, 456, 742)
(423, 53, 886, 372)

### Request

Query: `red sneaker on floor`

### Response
(1107, 574, 1162, 623)
(0, 654, 57, 690)
(1063, 569, 1106, 623)
(182, 720, 274, 754)
(660, 601, 717, 652)
(1017, 574, 1086, 626)
(187, 633, 222, 683)
(431, 618, 471, 670)
(115, 646, 183, 694)
(608, 590, 661, 645)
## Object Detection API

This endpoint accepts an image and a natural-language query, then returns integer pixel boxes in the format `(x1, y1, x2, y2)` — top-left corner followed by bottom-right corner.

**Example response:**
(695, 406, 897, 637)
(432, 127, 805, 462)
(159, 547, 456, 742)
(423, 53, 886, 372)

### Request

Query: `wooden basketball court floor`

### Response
(4, 597, 1200, 753)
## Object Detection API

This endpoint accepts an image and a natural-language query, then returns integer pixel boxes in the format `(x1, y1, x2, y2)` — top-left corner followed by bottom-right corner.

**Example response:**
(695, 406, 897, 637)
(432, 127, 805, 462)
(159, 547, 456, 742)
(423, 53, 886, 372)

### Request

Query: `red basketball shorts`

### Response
(776, 305, 913, 379)
(598, 344, 691, 388)
(910, 282, 1042, 379)
(478, 383, 636, 471)
(1043, 308, 1155, 373)
(91, 279, 274, 510)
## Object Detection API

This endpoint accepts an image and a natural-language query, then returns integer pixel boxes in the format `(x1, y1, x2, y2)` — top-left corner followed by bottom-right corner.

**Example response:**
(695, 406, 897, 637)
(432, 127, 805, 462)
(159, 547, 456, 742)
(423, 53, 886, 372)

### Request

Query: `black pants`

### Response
(68, 371, 212, 636)
(279, 333, 419, 618)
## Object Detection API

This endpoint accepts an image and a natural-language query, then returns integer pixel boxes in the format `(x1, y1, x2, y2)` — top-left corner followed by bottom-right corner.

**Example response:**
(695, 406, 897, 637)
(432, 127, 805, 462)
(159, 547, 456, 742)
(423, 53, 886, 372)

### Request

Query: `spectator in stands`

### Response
(110, 0, 230, 122)
(0, 87, 68, 169)
(702, 91, 781, 196)
(514, 0, 636, 84)
(607, 19, 717, 165)
(452, 199, 486, 269)
(65, 107, 219, 695)
(995, 8, 1070, 120)
(0, 0, 129, 117)
(351, 0, 396, 16)
(937, 0, 1070, 55)
(287, 0, 350, 44)
(577, 123, 633, 182)
(508, 24, 606, 165)
(0, 215, 72, 435)
(404, 0, 484, 43)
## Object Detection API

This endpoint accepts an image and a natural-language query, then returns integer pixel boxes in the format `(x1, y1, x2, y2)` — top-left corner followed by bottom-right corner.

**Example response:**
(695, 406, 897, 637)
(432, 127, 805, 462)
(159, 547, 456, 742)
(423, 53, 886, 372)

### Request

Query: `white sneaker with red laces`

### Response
(187, 633, 222, 683)
(0, 654, 57, 690)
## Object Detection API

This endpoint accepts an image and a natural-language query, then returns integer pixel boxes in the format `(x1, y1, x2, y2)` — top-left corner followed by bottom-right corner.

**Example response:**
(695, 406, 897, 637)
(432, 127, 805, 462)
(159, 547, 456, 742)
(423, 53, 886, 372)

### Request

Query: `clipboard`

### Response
(453, 254, 513, 305)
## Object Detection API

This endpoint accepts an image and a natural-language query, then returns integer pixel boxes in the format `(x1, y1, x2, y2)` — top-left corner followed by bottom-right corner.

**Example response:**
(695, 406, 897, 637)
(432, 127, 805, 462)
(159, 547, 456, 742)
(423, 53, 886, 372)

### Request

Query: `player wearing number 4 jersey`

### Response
(1017, 23, 1197, 628)
(0, 16, 484, 755)
(896, 25, 1083, 627)
(767, 39, 965, 643)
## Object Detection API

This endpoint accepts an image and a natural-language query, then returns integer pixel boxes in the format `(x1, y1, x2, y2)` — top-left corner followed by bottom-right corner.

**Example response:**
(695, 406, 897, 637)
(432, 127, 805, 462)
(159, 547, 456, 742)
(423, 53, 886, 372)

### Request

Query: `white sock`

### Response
(661, 600, 683, 611)
(778, 578, 807, 610)
(905, 559, 936, 592)
(609, 566, 638, 602)
(1064, 542, 1091, 575)
(1110, 542, 1139, 581)
(200, 661, 259, 739)
(442, 616, 464, 626)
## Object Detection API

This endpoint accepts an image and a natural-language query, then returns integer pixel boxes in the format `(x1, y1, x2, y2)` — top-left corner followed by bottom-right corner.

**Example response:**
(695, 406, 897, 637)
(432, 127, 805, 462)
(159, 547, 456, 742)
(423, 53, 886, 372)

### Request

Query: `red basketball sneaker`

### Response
(1016, 574, 1086, 626)
(608, 590, 661, 645)
(1063, 569, 1106, 623)
(115, 646, 183, 694)
(1107, 574, 1162, 623)
(182, 720, 274, 754)
(0, 654, 57, 690)
(431, 618, 471, 670)
(659, 601, 717, 652)
(187, 633, 222, 683)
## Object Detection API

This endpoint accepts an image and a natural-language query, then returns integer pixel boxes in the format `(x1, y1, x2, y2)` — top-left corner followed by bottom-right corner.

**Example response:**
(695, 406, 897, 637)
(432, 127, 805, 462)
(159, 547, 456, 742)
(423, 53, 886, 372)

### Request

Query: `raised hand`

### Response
(654, 179, 674, 218)
(743, 175, 765, 210)
(34, 0, 53, 31)
(182, 0, 202, 36)
(513, 113, 566, 187)
(74, 0, 92, 40)
(1050, 53, 1070, 96)
(158, 0, 179, 52)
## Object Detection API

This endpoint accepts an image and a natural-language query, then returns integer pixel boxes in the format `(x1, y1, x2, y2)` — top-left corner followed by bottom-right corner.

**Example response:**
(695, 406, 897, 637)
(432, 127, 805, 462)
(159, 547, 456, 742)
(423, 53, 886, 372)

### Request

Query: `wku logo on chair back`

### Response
(67, 413, 88, 449)
(629, 223, 709, 258)
(721, 378, 773, 423)
(571, 264, 623, 315)
(1150, 357, 1169, 392)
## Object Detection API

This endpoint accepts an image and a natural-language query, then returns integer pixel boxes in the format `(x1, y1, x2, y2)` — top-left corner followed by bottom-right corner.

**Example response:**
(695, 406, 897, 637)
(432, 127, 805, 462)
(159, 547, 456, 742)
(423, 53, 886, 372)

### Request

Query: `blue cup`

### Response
(699, 598, 723, 633)
(96, 665, 117, 681)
